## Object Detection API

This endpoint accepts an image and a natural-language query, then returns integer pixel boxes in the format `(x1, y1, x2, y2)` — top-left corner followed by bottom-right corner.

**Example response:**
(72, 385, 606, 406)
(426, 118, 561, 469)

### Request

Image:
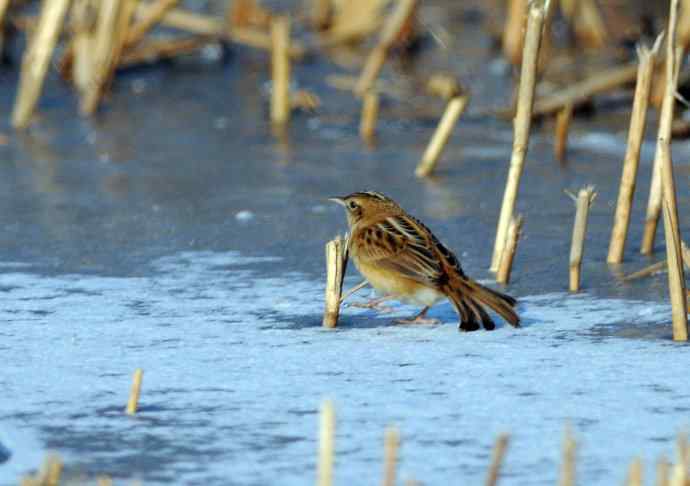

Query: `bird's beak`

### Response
(328, 197, 346, 207)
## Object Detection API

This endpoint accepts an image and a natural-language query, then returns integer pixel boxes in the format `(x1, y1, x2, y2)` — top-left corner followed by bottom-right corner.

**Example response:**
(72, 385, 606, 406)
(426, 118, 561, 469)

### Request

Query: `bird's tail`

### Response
(446, 278, 520, 331)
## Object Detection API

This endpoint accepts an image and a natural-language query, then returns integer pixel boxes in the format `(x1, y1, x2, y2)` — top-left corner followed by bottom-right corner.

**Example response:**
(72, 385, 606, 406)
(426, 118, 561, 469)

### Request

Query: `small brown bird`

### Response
(330, 191, 520, 331)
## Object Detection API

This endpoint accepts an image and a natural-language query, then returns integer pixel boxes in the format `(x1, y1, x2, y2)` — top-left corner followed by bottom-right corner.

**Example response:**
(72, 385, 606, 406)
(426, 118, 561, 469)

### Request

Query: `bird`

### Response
(330, 191, 520, 331)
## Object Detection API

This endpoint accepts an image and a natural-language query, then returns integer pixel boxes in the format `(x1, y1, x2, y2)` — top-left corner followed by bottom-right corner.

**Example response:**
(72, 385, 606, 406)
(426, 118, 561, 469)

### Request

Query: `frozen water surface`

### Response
(1, 251, 688, 485)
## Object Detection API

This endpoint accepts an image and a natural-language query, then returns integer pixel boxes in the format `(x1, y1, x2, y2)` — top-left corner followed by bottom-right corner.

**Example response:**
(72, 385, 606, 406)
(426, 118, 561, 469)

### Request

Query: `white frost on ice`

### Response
(0, 251, 686, 486)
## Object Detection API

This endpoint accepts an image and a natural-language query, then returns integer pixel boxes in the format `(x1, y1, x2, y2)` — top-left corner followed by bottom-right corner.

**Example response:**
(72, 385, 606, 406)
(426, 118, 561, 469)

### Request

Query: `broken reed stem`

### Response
(119, 36, 211, 68)
(11, 0, 71, 129)
(133, 4, 305, 58)
(657, 0, 688, 341)
(310, 0, 331, 30)
(531, 62, 639, 117)
(628, 458, 644, 486)
(359, 90, 380, 143)
(126, 368, 143, 415)
(607, 40, 660, 264)
(568, 186, 596, 292)
(96, 476, 113, 486)
(553, 103, 573, 162)
(271, 16, 290, 126)
(70, 0, 97, 94)
(415, 95, 468, 178)
(0, 0, 10, 55)
(323, 236, 347, 328)
(641, 55, 682, 256)
(490, 1, 545, 272)
(317, 400, 335, 486)
(124, 0, 179, 49)
(485, 434, 510, 486)
(561, 0, 607, 48)
(44, 454, 63, 486)
(81, 0, 128, 115)
(682, 242, 690, 270)
(354, 0, 417, 95)
(622, 260, 667, 281)
(502, 0, 528, 66)
(559, 428, 576, 486)
(382, 427, 400, 486)
(656, 457, 670, 486)
(496, 215, 523, 285)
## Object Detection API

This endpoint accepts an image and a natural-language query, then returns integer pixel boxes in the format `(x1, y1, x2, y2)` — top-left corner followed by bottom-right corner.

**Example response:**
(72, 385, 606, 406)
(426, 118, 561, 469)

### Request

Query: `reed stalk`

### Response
(485, 434, 510, 486)
(382, 427, 400, 486)
(11, 0, 71, 129)
(126, 368, 143, 415)
(490, 0, 545, 272)
(496, 215, 523, 285)
(607, 39, 661, 264)
(323, 236, 347, 328)
(271, 16, 290, 126)
(415, 96, 468, 178)
(317, 400, 335, 486)
(568, 186, 596, 292)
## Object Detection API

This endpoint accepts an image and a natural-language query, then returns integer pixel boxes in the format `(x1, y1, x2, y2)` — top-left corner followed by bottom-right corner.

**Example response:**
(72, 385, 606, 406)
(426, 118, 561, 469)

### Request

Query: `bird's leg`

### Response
(394, 306, 441, 325)
(348, 294, 396, 313)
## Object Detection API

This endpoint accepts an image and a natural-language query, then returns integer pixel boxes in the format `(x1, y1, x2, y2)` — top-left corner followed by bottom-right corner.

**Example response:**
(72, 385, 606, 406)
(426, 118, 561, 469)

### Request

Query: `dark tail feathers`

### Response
(446, 279, 520, 331)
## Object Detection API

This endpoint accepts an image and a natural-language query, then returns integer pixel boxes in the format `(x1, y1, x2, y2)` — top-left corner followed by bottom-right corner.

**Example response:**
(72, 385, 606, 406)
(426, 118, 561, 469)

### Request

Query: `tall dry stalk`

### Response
(490, 0, 545, 272)
(607, 39, 662, 264)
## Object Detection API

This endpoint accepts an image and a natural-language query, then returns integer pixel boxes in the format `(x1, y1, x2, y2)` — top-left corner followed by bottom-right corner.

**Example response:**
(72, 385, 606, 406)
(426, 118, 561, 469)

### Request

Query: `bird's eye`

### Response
(348, 201, 358, 210)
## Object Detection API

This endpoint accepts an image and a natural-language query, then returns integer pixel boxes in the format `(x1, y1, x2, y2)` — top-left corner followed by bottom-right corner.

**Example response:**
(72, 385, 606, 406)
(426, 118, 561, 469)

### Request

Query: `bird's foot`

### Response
(348, 297, 395, 313)
(394, 316, 441, 325)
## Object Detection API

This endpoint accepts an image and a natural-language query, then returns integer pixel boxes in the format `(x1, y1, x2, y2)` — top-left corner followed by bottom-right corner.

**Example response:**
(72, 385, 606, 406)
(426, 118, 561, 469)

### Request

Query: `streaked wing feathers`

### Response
(355, 215, 445, 285)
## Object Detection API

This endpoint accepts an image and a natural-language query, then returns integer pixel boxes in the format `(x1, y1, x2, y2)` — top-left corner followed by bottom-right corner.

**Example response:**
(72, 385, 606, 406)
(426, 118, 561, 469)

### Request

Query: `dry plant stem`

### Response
(496, 215, 523, 285)
(96, 476, 113, 486)
(124, 0, 178, 48)
(354, 0, 417, 95)
(559, 428, 576, 486)
(415, 96, 468, 177)
(135, 4, 304, 58)
(317, 400, 335, 486)
(656, 458, 670, 486)
(554, 103, 573, 162)
(81, 0, 123, 115)
(0, 0, 10, 54)
(71, 0, 97, 93)
(323, 236, 347, 328)
(628, 458, 644, 486)
(568, 186, 596, 292)
(622, 260, 667, 281)
(359, 91, 380, 142)
(485, 434, 510, 486)
(490, 1, 545, 272)
(682, 242, 690, 269)
(565, 0, 607, 48)
(502, 0, 528, 66)
(44, 454, 63, 486)
(607, 41, 660, 264)
(126, 368, 143, 415)
(119, 36, 211, 67)
(657, 0, 688, 340)
(271, 16, 290, 127)
(382, 427, 400, 486)
(532, 62, 639, 117)
(311, 0, 331, 30)
(11, 0, 71, 129)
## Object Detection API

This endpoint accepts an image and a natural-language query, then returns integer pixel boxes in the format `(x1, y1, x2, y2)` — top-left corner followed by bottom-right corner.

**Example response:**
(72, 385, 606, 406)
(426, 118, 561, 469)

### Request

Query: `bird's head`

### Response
(329, 191, 397, 227)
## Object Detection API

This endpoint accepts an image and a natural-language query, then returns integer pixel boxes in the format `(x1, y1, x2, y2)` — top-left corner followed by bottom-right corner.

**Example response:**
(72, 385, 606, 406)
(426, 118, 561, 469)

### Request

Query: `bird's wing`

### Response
(354, 214, 445, 285)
